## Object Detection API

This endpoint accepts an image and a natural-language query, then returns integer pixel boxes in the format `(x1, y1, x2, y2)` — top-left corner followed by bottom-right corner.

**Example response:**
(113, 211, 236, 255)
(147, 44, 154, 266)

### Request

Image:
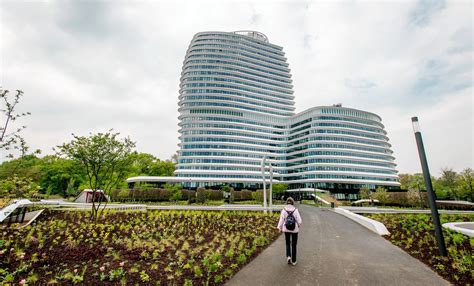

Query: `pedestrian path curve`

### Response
(226, 204, 449, 286)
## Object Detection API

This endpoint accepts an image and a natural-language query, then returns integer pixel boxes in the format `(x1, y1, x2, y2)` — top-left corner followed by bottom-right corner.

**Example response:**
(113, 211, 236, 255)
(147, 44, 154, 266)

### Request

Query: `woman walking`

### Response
(277, 197, 302, 265)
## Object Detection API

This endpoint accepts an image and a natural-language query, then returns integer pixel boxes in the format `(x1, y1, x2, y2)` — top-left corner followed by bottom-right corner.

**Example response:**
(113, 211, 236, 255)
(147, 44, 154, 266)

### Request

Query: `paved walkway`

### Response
(226, 204, 449, 286)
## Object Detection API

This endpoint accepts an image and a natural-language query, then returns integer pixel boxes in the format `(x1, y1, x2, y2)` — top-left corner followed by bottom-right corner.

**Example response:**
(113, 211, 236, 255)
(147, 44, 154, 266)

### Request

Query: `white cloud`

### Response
(1, 0, 472, 173)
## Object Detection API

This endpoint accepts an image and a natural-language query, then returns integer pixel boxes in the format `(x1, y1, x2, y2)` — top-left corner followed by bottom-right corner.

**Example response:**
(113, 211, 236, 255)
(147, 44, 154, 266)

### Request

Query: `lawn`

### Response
(0, 209, 280, 285)
(368, 213, 474, 286)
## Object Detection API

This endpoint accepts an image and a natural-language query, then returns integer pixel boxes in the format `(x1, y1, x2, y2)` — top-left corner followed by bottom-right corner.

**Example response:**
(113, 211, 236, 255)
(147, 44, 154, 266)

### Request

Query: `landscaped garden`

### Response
(368, 213, 474, 286)
(0, 209, 280, 285)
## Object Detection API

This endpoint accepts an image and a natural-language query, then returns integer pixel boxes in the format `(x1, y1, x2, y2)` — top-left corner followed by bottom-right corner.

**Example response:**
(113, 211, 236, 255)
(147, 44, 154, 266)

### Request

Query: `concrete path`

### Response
(226, 204, 449, 286)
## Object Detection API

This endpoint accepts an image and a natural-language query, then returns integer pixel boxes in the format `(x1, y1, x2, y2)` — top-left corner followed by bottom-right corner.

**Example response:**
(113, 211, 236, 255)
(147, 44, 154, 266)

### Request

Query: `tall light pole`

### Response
(269, 163, 273, 208)
(412, 116, 447, 257)
(261, 155, 267, 209)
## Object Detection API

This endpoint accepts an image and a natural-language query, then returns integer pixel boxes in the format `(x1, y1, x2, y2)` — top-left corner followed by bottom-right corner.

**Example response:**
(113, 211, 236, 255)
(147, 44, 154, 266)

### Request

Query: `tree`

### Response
(373, 187, 389, 205)
(458, 168, 474, 202)
(150, 160, 175, 176)
(170, 152, 179, 164)
(1, 89, 31, 158)
(56, 130, 136, 220)
(398, 173, 412, 190)
(164, 183, 182, 202)
(438, 168, 459, 200)
(272, 183, 288, 198)
(126, 152, 175, 177)
(359, 187, 371, 200)
(38, 155, 85, 197)
(407, 189, 421, 207)
(0, 155, 42, 181)
(127, 153, 157, 176)
(0, 175, 40, 199)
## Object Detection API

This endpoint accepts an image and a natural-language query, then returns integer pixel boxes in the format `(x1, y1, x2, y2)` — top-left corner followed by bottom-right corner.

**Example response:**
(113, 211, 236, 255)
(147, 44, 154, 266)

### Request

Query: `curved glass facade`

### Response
(176, 31, 400, 190)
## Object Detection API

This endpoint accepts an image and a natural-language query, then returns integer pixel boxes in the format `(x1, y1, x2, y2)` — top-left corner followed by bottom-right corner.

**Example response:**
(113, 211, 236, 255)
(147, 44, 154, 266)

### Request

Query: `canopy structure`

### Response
(74, 189, 109, 203)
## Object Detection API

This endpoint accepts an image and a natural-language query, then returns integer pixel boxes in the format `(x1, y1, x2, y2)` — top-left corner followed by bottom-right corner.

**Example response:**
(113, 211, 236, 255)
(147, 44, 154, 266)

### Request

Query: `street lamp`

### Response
(269, 163, 273, 208)
(411, 116, 447, 256)
(261, 155, 267, 210)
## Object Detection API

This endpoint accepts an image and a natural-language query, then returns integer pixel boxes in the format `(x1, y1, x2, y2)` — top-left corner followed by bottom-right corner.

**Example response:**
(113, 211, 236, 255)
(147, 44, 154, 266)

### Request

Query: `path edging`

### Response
(442, 222, 474, 237)
(334, 207, 390, 235)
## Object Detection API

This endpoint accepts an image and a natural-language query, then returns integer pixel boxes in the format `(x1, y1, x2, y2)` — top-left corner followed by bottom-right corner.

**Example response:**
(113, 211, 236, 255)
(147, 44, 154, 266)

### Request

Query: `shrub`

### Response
(182, 190, 196, 203)
(229, 189, 235, 203)
(359, 187, 371, 200)
(241, 190, 253, 200)
(196, 188, 206, 203)
(387, 192, 409, 206)
(233, 191, 242, 201)
(205, 189, 223, 201)
(373, 187, 389, 204)
(164, 183, 183, 202)
(252, 189, 270, 202)
(158, 189, 170, 201)
(221, 185, 232, 193)
(407, 189, 421, 206)
(117, 189, 130, 202)
(272, 184, 288, 197)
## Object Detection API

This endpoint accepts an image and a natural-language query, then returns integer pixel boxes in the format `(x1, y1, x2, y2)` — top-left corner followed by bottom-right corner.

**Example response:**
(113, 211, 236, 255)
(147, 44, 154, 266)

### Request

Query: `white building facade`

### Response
(174, 31, 399, 191)
(128, 31, 400, 192)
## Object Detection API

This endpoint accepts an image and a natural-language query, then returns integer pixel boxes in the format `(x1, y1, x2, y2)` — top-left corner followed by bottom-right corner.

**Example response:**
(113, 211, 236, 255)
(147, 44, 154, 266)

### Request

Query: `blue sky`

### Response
(1, 0, 472, 175)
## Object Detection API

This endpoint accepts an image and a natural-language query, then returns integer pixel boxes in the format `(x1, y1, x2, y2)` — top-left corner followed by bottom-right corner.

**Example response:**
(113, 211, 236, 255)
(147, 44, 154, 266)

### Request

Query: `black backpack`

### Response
(285, 209, 296, 231)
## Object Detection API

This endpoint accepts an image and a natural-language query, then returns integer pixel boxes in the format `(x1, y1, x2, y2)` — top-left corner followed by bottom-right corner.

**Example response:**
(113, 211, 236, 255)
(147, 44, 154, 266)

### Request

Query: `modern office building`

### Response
(128, 31, 400, 193)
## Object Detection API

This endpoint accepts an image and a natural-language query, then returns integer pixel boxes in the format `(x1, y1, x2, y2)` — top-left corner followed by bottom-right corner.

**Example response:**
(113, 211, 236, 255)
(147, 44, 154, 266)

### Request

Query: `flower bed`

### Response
(0, 210, 280, 285)
(367, 213, 474, 285)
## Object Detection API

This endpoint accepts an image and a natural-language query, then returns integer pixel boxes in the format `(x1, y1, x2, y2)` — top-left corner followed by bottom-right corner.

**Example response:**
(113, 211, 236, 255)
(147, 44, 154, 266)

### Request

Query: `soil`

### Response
(0, 209, 280, 285)
(369, 214, 474, 286)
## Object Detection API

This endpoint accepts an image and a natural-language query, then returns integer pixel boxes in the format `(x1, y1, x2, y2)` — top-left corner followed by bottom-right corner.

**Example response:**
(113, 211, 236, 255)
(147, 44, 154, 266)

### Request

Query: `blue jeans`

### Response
(285, 232, 298, 263)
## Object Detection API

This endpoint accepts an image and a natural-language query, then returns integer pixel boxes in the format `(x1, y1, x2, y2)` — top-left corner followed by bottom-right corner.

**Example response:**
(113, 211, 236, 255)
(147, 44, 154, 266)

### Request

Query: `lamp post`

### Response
(269, 163, 273, 209)
(261, 155, 267, 210)
(411, 116, 447, 257)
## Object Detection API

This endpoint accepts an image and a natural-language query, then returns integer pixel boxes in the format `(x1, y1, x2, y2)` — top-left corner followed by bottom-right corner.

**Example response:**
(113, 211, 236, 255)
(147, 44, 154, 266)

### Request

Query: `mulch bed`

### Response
(368, 213, 474, 286)
(0, 209, 280, 285)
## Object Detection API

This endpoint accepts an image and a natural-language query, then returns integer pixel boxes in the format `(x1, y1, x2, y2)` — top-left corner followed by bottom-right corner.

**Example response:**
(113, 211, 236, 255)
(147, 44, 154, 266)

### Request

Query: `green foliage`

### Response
(369, 213, 473, 285)
(182, 190, 196, 204)
(127, 153, 175, 177)
(241, 190, 253, 201)
(221, 185, 232, 193)
(117, 189, 130, 201)
(359, 187, 371, 200)
(0, 155, 85, 198)
(164, 183, 183, 202)
(399, 169, 473, 202)
(458, 168, 474, 202)
(205, 189, 223, 201)
(38, 155, 85, 197)
(228, 189, 235, 204)
(139, 271, 150, 282)
(56, 130, 136, 219)
(0, 209, 280, 284)
(196, 187, 207, 203)
(0, 175, 40, 199)
(272, 183, 288, 196)
(373, 187, 389, 204)
(252, 189, 270, 203)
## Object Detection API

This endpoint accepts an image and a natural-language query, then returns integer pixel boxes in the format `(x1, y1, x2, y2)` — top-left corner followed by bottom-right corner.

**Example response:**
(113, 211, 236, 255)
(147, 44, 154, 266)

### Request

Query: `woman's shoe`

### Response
(287, 257, 291, 264)
(291, 261, 297, 266)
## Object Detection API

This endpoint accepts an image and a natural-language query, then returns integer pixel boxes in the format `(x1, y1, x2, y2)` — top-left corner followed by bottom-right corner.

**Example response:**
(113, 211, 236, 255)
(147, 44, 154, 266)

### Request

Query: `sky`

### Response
(0, 0, 472, 176)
